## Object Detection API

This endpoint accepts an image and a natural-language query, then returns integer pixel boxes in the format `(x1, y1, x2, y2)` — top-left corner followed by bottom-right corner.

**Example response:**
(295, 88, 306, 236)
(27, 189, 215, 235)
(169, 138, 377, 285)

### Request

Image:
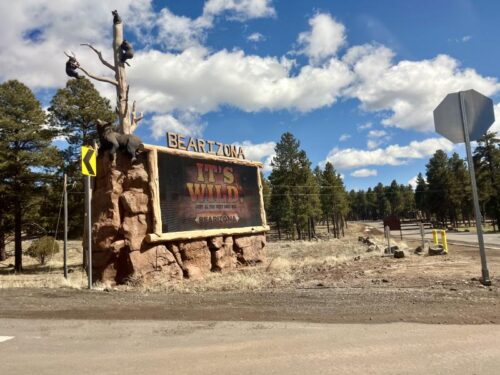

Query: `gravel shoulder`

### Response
(1, 224, 498, 325)
(0, 282, 498, 324)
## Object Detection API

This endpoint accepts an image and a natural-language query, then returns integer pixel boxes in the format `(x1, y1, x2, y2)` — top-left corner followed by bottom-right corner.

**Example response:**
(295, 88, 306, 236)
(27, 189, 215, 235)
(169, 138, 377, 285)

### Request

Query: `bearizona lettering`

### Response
(167, 132, 245, 159)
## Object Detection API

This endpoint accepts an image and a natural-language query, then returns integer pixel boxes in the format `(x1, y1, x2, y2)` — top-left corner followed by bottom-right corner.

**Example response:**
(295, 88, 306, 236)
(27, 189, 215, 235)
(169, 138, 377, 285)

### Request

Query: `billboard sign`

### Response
(144, 137, 268, 243)
(158, 153, 262, 232)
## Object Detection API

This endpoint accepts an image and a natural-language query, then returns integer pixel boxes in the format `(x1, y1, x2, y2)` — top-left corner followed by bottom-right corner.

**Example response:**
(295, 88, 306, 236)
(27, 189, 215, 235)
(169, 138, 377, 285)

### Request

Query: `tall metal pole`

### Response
(459, 92, 491, 286)
(63, 174, 68, 279)
(85, 175, 92, 289)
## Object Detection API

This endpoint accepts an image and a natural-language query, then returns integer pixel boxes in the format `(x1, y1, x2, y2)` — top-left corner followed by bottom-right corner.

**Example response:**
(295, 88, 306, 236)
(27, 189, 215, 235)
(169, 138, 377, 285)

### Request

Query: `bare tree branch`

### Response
(80, 43, 115, 71)
(130, 100, 143, 133)
(66, 51, 118, 86)
(78, 66, 119, 86)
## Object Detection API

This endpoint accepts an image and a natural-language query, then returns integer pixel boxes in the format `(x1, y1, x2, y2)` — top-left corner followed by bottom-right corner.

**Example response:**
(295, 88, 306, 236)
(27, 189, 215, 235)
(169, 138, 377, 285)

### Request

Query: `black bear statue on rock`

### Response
(96, 120, 144, 162)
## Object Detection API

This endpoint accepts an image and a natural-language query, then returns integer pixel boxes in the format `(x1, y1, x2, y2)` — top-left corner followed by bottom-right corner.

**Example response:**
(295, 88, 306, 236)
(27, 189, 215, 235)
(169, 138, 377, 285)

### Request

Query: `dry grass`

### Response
(1, 224, 396, 292)
(132, 224, 392, 293)
(0, 239, 86, 289)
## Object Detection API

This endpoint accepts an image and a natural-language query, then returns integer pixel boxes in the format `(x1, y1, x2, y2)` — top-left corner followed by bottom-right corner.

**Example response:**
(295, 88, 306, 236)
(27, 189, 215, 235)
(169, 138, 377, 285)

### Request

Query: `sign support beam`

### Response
(459, 92, 491, 286)
(63, 174, 68, 279)
(85, 175, 92, 289)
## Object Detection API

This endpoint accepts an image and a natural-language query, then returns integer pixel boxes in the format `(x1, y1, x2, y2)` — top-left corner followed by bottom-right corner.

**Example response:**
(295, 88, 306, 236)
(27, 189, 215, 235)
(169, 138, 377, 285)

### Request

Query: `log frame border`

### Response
(144, 143, 268, 243)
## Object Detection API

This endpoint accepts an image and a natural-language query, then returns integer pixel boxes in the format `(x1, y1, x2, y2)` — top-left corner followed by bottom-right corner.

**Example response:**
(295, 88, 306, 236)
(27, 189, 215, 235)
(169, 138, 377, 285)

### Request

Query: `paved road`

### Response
(0, 319, 499, 375)
(363, 221, 500, 250)
(400, 230, 500, 250)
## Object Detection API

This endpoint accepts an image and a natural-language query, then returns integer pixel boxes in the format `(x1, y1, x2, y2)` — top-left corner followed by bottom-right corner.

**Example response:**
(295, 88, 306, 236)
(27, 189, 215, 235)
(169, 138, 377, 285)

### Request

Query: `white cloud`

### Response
(408, 175, 419, 188)
(367, 139, 381, 150)
(323, 137, 454, 170)
(351, 168, 377, 177)
(156, 1, 275, 51)
(247, 32, 265, 42)
(156, 8, 211, 51)
(462, 35, 472, 42)
(0, 0, 277, 91)
(234, 141, 276, 172)
(129, 47, 353, 114)
(297, 13, 346, 65)
(150, 111, 205, 139)
(491, 103, 500, 134)
(203, 0, 276, 20)
(0, 0, 153, 89)
(357, 122, 373, 131)
(2, 1, 499, 146)
(367, 129, 387, 138)
(367, 129, 390, 149)
(344, 44, 500, 132)
(339, 133, 351, 142)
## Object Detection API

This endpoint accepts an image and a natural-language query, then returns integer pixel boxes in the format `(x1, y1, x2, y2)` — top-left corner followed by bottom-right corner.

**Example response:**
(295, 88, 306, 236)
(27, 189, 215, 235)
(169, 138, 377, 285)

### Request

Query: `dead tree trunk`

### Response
(14, 197, 22, 272)
(112, 21, 130, 133)
(0, 231, 5, 262)
(69, 10, 142, 135)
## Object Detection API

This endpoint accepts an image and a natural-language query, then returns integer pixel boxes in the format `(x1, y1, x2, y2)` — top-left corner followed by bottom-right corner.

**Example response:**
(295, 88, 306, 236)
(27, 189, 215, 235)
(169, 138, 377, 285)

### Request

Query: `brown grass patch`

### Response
(1, 223, 394, 292)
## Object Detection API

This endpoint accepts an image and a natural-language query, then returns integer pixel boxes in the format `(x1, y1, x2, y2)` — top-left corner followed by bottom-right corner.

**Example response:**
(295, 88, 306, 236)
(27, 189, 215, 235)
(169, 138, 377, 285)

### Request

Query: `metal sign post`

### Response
(81, 146, 96, 290)
(434, 89, 494, 286)
(63, 174, 68, 279)
(459, 92, 491, 286)
(84, 175, 92, 289)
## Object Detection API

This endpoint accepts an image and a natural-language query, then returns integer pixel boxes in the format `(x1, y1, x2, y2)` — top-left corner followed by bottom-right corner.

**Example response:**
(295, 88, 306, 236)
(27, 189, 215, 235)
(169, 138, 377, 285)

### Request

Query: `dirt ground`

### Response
(0, 223, 498, 324)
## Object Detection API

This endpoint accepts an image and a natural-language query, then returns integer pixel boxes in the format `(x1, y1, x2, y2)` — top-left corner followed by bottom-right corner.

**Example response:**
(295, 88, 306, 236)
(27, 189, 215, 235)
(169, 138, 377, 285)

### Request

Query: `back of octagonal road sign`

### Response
(433, 89, 495, 144)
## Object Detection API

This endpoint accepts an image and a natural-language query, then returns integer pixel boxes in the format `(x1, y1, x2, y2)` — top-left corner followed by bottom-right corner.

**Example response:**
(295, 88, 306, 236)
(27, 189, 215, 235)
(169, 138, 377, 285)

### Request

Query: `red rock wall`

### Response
(91, 150, 266, 285)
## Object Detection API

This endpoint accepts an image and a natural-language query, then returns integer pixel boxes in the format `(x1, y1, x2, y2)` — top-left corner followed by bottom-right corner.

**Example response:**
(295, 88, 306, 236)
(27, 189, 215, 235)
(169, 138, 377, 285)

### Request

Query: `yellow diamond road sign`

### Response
(81, 146, 96, 176)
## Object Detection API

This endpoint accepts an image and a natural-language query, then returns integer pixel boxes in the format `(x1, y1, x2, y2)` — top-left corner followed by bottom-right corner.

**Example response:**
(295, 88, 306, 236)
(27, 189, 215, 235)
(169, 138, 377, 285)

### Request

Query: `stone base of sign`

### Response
(90, 150, 266, 285)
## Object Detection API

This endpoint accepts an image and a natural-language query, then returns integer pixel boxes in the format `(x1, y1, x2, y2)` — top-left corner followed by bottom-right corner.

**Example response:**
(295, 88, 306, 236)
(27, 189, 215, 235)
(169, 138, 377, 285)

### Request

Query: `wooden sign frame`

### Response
(144, 144, 269, 243)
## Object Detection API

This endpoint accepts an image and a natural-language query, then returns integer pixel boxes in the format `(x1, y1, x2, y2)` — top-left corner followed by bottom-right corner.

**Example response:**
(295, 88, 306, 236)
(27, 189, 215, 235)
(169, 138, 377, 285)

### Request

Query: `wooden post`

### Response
(147, 149, 162, 234)
(256, 169, 267, 227)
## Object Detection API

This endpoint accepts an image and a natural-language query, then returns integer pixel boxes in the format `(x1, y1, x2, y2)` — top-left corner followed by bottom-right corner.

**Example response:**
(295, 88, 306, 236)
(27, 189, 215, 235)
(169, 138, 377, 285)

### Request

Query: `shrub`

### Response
(26, 236, 59, 265)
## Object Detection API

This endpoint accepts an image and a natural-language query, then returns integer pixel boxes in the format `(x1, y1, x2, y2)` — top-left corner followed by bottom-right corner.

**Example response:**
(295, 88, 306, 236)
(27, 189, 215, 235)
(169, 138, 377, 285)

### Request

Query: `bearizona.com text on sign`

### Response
(167, 132, 246, 160)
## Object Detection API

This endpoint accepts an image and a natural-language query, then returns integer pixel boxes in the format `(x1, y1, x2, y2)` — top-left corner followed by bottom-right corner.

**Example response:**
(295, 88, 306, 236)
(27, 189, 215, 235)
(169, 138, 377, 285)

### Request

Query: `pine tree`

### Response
(268, 133, 297, 239)
(374, 183, 390, 218)
(261, 173, 271, 214)
(414, 173, 428, 219)
(269, 132, 321, 240)
(473, 131, 500, 230)
(0, 160, 13, 261)
(365, 187, 377, 220)
(320, 162, 348, 238)
(387, 180, 403, 215)
(448, 153, 472, 226)
(0, 80, 61, 271)
(426, 150, 451, 226)
(48, 78, 115, 236)
(401, 184, 416, 217)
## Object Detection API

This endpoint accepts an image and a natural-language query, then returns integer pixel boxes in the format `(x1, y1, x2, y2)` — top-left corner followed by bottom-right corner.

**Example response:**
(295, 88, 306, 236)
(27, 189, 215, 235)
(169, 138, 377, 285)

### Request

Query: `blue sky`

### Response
(2, 0, 500, 190)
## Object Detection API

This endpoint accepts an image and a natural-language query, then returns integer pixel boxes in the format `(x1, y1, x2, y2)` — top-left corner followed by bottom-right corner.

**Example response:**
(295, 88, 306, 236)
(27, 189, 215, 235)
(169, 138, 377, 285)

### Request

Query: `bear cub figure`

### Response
(96, 120, 144, 163)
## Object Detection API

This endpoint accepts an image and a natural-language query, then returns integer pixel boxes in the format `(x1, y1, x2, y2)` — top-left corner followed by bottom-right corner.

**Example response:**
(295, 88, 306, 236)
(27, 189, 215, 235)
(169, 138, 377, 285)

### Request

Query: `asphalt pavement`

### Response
(363, 221, 500, 250)
(1, 319, 499, 375)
